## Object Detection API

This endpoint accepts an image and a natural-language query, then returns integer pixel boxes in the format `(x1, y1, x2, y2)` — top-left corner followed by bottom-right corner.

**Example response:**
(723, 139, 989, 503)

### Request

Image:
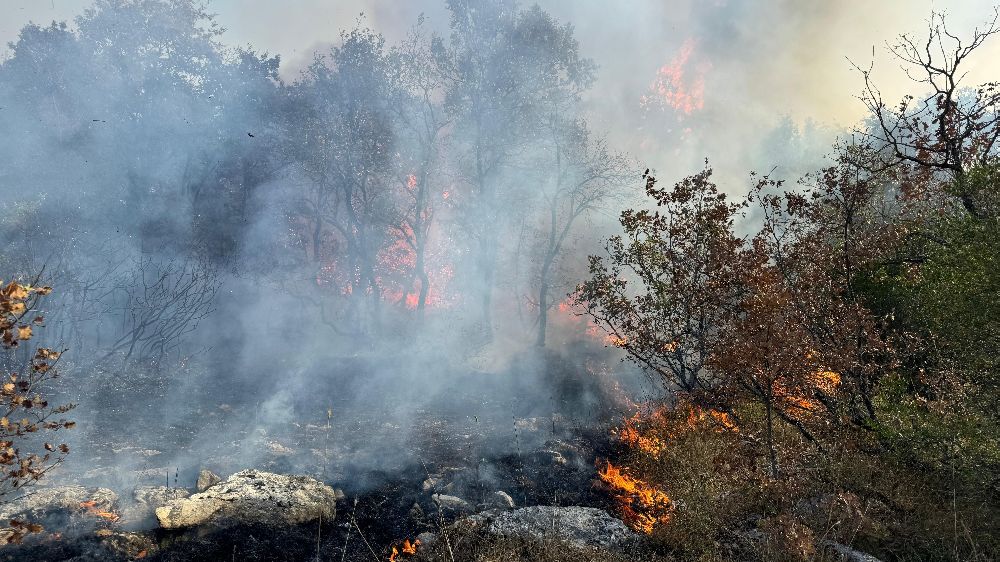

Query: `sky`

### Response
(2, 0, 998, 184)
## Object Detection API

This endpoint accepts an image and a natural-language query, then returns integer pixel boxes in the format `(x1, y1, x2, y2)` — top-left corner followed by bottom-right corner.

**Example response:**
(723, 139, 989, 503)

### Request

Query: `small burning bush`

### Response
(0, 280, 75, 543)
(598, 403, 764, 556)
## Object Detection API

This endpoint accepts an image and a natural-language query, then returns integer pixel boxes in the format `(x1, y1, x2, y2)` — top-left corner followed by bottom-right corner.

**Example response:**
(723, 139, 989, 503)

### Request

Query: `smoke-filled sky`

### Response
(3, 0, 998, 185)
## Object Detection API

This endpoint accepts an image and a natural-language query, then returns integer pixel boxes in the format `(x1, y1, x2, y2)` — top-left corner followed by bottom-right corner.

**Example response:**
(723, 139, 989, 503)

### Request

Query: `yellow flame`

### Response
(389, 538, 420, 561)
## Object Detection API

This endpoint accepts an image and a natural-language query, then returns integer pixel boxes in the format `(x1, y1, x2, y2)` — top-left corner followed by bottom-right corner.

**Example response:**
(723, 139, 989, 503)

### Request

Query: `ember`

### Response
(389, 538, 420, 561)
(79, 500, 119, 522)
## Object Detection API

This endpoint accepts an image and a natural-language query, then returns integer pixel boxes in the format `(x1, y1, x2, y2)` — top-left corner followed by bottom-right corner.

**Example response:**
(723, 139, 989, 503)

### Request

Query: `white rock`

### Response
(135, 486, 190, 506)
(155, 469, 337, 529)
(123, 486, 190, 526)
(821, 540, 885, 562)
(489, 491, 516, 509)
(416, 531, 438, 547)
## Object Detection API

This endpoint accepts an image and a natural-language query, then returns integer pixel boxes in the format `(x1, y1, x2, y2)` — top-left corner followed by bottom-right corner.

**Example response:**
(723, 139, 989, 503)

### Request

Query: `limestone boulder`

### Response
(155, 469, 337, 529)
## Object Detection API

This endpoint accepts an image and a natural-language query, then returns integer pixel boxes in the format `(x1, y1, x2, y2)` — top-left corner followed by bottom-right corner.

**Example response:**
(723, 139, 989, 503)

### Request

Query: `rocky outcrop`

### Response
(0, 486, 120, 543)
(95, 529, 158, 560)
(467, 506, 638, 550)
(487, 490, 516, 510)
(134, 486, 190, 508)
(155, 469, 337, 529)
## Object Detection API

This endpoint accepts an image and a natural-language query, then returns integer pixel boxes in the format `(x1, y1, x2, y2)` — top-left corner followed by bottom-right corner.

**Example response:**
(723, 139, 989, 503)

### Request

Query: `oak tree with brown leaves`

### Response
(0, 280, 75, 543)
(575, 165, 745, 405)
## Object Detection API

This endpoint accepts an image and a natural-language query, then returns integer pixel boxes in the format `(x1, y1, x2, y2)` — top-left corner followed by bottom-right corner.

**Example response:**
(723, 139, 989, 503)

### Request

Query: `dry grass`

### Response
(413, 526, 672, 562)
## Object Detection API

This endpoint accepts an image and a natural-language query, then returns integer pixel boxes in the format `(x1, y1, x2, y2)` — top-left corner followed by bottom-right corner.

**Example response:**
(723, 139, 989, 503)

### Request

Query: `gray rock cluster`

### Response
(467, 505, 639, 550)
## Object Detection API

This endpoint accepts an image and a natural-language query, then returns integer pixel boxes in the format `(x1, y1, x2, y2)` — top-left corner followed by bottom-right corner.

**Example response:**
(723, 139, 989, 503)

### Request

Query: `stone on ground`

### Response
(196, 468, 222, 492)
(470, 506, 638, 550)
(155, 469, 337, 529)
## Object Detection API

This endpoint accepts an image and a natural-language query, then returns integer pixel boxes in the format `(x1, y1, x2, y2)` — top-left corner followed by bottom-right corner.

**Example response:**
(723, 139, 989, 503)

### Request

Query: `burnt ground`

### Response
(0, 349, 649, 561)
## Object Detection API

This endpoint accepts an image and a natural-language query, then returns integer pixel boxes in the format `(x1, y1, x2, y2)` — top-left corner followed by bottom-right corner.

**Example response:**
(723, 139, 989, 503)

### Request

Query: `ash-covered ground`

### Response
(0, 348, 653, 561)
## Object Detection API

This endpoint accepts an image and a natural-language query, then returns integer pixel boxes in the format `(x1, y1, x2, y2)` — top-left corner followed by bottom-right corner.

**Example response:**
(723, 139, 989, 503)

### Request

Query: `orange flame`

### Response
(618, 411, 666, 455)
(605, 334, 628, 347)
(597, 461, 672, 534)
(602, 402, 741, 533)
(774, 367, 842, 414)
(377, 222, 455, 310)
(685, 406, 739, 433)
(552, 295, 623, 346)
(79, 500, 119, 522)
(389, 538, 420, 561)
(641, 38, 708, 116)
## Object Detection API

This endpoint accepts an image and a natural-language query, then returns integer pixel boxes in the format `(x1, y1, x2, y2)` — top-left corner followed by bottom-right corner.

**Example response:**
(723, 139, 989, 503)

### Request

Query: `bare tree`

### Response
(534, 119, 632, 347)
(575, 166, 746, 398)
(440, 1, 596, 340)
(100, 258, 218, 367)
(856, 9, 1000, 218)
(289, 27, 405, 339)
(391, 25, 453, 319)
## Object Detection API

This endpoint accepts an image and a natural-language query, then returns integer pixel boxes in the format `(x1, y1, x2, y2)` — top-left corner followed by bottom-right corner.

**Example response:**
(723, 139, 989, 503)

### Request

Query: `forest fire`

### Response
(553, 297, 623, 346)
(377, 222, 456, 311)
(0, 0, 994, 560)
(776, 367, 842, 414)
(686, 406, 738, 433)
(78, 500, 119, 522)
(640, 38, 708, 116)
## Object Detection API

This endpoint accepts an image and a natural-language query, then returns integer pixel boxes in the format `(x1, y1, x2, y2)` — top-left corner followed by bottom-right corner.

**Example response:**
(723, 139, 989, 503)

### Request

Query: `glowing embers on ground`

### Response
(78, 500, 119, 522)
(640, 38, 709, 116)
(388, 538, 419, 561)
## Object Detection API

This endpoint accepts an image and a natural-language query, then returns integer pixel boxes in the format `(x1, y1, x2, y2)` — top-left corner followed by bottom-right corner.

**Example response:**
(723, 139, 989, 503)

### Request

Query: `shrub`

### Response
(0, 280, 75, 543)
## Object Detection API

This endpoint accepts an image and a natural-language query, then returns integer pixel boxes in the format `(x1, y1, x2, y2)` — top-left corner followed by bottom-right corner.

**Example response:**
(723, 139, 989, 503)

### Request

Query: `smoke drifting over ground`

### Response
(0, 0, 642, 493)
